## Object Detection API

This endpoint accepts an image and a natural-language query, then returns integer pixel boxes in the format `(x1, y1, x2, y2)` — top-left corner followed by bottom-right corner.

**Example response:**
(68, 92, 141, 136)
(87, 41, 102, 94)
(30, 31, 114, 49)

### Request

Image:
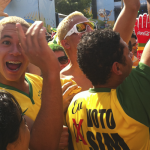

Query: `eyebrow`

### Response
(1, 35, 12, 40)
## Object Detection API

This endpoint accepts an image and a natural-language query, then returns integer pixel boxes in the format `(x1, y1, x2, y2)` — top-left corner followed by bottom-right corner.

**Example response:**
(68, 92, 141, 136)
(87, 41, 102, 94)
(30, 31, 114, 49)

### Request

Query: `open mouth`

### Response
(6, 61, 22, 71)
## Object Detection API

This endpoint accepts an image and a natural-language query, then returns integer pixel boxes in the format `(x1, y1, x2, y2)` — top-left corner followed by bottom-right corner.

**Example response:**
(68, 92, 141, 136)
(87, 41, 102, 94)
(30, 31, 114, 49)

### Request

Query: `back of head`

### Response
(77, 29, 126, 86)
(0, 16, 30, 28)
(131, 32, 137, 40)
(0, 91, 22, 150)
(57, 11, 84, 43)
(128, 32, 137, 51)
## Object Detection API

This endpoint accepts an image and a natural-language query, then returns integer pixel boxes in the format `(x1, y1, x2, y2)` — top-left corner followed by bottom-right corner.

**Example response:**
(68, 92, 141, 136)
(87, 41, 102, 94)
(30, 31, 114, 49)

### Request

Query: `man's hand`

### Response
(62, 82, 79, 113)
(113, 0, 140, 44)
(17, 21, 63, 150)
(0, 0, 11, 17)
(134, 13, 150, 60)
(59, 126, 69, 150)
(16, 21, 60, 76)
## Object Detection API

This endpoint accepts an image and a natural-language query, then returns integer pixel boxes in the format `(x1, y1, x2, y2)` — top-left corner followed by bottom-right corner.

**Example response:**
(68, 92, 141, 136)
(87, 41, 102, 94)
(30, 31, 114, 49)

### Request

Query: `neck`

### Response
(66, 49, 86, 76)
(67, 61, 86, 76)
(0, 73, 29, 92)
(94, 77, 123, 89)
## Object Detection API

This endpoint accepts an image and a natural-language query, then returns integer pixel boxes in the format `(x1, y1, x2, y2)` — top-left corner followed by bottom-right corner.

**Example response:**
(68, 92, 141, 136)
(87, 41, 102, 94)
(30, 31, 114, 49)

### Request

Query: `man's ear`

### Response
(61, 39, 70, 50)
(112, 62, 123, 75)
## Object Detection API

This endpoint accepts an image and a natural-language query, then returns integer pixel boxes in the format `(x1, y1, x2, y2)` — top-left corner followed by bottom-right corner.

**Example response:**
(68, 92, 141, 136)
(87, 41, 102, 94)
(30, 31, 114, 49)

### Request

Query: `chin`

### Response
(5, 74, 23, 82)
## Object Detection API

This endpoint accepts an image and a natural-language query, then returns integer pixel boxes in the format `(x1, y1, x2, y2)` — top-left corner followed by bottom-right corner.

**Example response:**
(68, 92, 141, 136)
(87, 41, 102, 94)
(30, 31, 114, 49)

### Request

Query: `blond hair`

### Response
(0, 16, 30, 28)
(57, 11, 84, 42)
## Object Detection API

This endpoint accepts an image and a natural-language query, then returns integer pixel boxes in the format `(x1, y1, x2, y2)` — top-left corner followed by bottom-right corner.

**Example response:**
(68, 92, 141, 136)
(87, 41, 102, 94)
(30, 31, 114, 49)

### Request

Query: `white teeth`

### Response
(7, 61, 21, 64)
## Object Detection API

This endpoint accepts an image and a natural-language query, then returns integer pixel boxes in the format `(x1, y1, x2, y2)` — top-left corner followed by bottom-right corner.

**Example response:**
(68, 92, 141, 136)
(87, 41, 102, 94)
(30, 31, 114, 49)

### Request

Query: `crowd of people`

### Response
(1, 0, 150, 150)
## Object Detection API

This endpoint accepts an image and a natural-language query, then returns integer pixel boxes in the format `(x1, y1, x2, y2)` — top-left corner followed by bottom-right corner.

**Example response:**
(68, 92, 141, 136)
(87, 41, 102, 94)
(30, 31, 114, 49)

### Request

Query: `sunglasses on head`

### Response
(64, 21, 97, 39)
(58, 56, 68, 64)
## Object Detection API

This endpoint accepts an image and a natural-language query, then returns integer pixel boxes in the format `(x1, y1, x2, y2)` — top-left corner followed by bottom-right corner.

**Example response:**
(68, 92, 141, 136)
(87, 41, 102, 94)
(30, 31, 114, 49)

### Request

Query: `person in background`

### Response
(26, 63, 42, 76)
(57, 0, 140, 91)
(0, 90, 30, 150)
(0, 16, 63, 150)
(128, 32, 138, 57)
(66, 28, 150, 150)
(26, 43, 69, 75)
(49, 43, 69, 71)
(128, 32, 139, 67)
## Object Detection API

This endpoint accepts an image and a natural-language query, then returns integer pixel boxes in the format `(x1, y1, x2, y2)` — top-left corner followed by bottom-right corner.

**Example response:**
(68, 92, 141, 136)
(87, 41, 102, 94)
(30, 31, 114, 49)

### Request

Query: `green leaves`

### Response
(55, 0, 92, 18)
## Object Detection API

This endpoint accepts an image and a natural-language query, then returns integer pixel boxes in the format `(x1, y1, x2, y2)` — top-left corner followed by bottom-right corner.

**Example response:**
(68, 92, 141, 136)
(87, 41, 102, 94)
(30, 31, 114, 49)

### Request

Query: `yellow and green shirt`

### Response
(0, 73, 42, 121)
(66, 62, 150, 150)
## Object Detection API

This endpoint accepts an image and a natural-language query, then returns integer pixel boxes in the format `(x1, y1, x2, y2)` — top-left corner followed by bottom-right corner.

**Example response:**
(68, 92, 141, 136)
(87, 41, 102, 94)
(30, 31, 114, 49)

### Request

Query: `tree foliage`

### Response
(55, 0, 92, 18)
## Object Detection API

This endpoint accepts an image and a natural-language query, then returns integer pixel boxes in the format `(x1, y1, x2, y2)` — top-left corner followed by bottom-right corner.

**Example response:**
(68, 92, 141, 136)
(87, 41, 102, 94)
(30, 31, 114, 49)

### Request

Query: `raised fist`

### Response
(0, 0, 11, 17)
(134, 13, 150, 60)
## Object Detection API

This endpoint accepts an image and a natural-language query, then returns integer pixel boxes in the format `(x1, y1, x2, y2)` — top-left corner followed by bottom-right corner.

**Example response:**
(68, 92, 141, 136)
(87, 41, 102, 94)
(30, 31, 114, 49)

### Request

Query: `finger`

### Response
(2, 12, 8, 17)
(143, 13, 147, 28)
(31, 21, 44, 47)
(139, 15, 143, 29)
(25, 22, 37, 48)
(59, 141, 69, 146)
(62, 82, 73, 93)
(147, 15, 150, 29)
(59, 141, 69, 148)
(16, 23, 27, 52)
(62, 126, 68, 132)
(134, 18, 138, 34)
(63, 84, 78, 97)
(38, 26, 48, 48)
(63, 93, 76, 112)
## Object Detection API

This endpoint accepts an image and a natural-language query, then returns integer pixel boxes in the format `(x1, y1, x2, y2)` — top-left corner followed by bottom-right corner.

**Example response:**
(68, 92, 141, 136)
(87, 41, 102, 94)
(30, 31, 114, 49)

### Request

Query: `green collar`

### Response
(89, 88, 111, 93)
(0, 76, 35, 104)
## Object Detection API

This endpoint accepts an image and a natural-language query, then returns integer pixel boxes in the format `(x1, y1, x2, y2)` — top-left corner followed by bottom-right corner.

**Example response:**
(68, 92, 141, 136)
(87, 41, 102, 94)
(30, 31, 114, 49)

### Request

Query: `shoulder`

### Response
(60, 76, 75, 86)
(25, 73, 43, 85)
(69, 91, 90, 108)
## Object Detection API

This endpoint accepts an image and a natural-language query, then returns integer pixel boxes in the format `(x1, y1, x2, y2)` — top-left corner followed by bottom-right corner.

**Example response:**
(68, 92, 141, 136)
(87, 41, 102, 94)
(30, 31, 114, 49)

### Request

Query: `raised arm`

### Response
(113, 0, 140, 44)
(140, 39, 150, 67)
(17, 21, 63, 150)
(0, 0, 11, 17)
(137, 1, 150, 67)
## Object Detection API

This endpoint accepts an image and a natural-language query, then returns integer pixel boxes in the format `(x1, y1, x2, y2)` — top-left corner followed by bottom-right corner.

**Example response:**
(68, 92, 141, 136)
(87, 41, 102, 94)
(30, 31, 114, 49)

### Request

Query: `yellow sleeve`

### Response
(60, 78, 82, 95)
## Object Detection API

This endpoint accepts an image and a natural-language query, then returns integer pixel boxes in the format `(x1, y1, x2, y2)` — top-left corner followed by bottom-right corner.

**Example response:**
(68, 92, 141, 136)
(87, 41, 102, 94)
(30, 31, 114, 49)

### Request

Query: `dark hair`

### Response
(128, 41, 132, 52)
(0, 91, 22, 150)
(128, 32, 137, 51)
(77, 29, 126, 86)
(131, 32, 137, 39)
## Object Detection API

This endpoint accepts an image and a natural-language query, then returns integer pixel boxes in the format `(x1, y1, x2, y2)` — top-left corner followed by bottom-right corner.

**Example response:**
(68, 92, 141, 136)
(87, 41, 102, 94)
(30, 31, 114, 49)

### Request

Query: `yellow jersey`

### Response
(0, 73, 42, 121)
(66, 63, 150, 150)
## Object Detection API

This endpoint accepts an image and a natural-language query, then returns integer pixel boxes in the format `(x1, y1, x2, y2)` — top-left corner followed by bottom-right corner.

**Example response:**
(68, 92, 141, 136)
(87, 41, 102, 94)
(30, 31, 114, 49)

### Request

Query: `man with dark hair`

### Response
(128, 32, 139, 66)
(57, 0, 140, 91)
(66, 29, 150, 149)
(128, 32, 137, 56)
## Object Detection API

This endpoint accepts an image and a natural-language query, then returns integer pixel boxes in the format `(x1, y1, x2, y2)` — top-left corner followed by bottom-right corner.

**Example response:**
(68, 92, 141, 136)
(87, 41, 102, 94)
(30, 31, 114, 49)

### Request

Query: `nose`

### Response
(10, 44, 21, 56)
(86, 25, 93, 32)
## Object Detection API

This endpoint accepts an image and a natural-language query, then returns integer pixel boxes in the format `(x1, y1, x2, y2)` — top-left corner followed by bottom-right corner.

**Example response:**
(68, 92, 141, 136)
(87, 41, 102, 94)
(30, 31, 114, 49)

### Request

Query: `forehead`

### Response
(0, 23, 28, 39)
(54, 50, 65, 56)
(69, 15, 88, 30)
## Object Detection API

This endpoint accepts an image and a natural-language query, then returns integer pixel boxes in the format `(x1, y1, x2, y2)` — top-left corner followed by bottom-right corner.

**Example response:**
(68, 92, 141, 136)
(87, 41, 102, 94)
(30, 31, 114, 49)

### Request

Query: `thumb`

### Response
(1, 12, 9, 17)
